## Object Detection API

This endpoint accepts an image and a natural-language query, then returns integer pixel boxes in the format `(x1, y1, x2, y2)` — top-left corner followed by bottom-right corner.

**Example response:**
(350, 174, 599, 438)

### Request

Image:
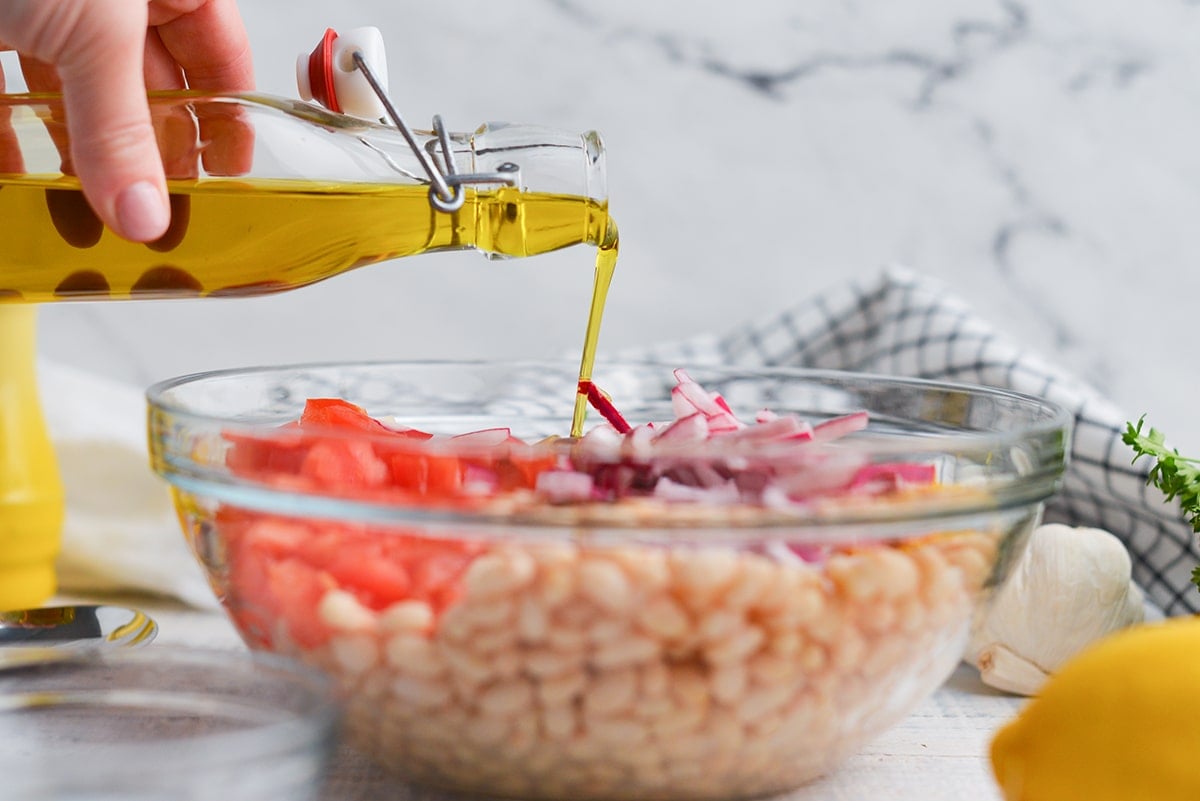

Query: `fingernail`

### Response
(115, 181, 170, 242)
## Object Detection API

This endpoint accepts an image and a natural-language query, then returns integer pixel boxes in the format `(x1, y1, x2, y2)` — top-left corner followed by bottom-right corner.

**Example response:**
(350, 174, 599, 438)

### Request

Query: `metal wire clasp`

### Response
(349, 51, 520, 213)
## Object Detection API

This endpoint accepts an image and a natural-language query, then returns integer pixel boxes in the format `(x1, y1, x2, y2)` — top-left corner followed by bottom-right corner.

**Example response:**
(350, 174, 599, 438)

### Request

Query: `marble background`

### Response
(15, 0, 1200, 449)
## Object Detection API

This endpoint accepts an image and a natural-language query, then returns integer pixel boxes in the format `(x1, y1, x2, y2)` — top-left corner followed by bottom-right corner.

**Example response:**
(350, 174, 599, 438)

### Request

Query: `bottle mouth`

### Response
(466, 122, 608, 202)
(581, 129, 607, 204)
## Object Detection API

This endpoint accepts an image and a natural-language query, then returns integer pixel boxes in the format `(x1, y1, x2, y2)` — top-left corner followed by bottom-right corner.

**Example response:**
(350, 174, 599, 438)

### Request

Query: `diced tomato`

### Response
(301, 439, 389, 489)
(379, 529, 478, 558)
(300, 398, 395, 434)
(225, 423, 309, 477)
(264, 558, 335, 648)
(239, 518, 312, 559)
(293, 526, 352, 567)
(326, 552, 412, 610)
(388, 452, 463, 495)
(296, 526, 415, 610)
(408, 551, 476, 611)
(424, 454, 464, 493)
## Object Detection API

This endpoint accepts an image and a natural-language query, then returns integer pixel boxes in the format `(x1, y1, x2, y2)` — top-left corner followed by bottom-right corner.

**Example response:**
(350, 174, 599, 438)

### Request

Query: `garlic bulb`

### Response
(966, 523, 1144, 696)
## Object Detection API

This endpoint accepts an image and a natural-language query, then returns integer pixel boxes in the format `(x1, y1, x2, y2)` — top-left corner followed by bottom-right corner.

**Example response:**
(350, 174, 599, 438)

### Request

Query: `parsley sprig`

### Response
(1123, 416, 1200, 589)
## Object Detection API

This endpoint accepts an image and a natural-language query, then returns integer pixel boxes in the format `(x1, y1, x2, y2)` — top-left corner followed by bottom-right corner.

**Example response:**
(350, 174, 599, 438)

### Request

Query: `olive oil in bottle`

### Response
(0, 176, 610, 301)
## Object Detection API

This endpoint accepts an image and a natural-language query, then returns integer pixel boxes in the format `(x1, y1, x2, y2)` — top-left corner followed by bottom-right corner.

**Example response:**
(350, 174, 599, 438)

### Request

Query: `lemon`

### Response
(991, 616, 1200, 800)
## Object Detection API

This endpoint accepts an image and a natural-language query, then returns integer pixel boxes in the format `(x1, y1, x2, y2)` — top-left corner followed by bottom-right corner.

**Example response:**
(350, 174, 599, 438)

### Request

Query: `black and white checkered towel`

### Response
(619, 266, 1198, 616)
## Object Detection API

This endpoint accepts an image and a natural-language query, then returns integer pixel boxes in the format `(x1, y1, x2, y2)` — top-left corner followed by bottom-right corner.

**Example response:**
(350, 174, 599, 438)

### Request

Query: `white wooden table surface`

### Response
(108, 595, 1023, 801)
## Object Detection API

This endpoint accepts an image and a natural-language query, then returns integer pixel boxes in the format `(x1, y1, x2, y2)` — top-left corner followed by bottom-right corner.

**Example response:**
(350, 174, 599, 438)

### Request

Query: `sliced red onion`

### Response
(515, 370, 939, 507)
(461, 464, 500, 496)
(848, 462, 937, 490)
(763, 540, 820, 565)
(671, 378, 724, 417)
(704, 410, 745, 435)
(811, 411, 869, 442)
(724, 414, 814, 442)
(578, 424, 624, 462)
(654, 412, 709, 445)
(622, 423, 657, 462)
(774, 453, 868, 498)
(535, 470, 596, 503)
(654, 476, 740, 504)
(451, 427, 513, 447)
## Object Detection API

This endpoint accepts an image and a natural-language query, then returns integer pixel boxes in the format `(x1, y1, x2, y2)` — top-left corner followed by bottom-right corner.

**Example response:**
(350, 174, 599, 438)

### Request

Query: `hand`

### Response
(0, 0, 254, 242)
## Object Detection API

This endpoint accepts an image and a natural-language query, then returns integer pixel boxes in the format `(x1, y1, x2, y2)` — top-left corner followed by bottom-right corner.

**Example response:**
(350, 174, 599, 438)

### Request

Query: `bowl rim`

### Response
(146, 359, 1073, 531)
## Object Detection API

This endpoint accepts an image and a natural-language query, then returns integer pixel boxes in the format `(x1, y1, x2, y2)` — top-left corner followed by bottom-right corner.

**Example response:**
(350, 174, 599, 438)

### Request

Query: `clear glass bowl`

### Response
(147, 361, 1070, 801)
(0, 646, 338, 800)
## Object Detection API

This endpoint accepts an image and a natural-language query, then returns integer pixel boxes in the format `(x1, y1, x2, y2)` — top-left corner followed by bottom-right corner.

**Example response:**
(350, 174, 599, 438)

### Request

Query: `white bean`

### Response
(768, 630, 802, 657)
(389, 676, 452, 708)
(723, 555, 777, 609)
(830, 627, 866, 672)
(587, 618, 631, 645)
(634, 695, 676, 720)
(748, 652, 799, 687)
(540, 705, 577, 740)
(536, 671, 586, 706)
(384, 633, 444, 678)
(707, 708, 746, 752)
(516, 595, 549, 643)
(523, 647, 583, 679)
(650, 704, 706, 737)
(578, 558, 636, 615)
(467, 626, 519, 655)
(639, 661, 669, 698)
(466, 716, 510, 747)
(545, 625, 589, 652)
(536, 561, 578, 608)
(317, 589, 376, 632)
(438, 641, 494, 683)
(437, 602, 475, 641)
(710, 663, 748, 704)
(378, 600, 434, 633)
(672, 548, 740, 608)
(584, 667, 637, 716)
(797, 642, 828, 673)
(669, 666, 710, 710)
(330, 633, 379, 675)
(590, 634, 660, 670)
(587, 718, 648, 745)
(637, 595, 691, 641)
(606, 546, 670, 591)
(477, 678, 535, 719)
(859, 601, 898, 634)
(697, 609, 742, 643)
(769, 582, 825, 629)
(706, 625, 765, 666)
(738, 683, 795, 724)
(459, 598, 515, 630)
(463, 552, 535, 600)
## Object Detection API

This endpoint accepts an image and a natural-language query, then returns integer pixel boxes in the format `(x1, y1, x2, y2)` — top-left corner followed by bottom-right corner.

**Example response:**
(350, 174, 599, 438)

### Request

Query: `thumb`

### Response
(49, 6, 170, 242)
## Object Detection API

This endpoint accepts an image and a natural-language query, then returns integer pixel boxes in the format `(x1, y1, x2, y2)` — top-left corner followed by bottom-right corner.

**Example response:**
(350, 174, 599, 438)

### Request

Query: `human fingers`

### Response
(151, 0, 254, 92)
(154, 0, 255, 177)
(152, 1, 255, 181)
(0, 66, 25, 174)
(143, 25, 185, 91)
(0, 1, 170, 242)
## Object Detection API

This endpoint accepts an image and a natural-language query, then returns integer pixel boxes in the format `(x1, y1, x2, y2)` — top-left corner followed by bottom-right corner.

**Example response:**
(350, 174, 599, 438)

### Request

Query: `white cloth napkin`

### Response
(40, 266, 1198, 615)
(38, 360, 217, 609)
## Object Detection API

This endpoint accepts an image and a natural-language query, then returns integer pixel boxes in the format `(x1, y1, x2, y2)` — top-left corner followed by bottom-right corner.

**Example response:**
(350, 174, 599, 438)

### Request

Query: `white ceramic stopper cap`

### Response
(296, 26, 390, 120)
